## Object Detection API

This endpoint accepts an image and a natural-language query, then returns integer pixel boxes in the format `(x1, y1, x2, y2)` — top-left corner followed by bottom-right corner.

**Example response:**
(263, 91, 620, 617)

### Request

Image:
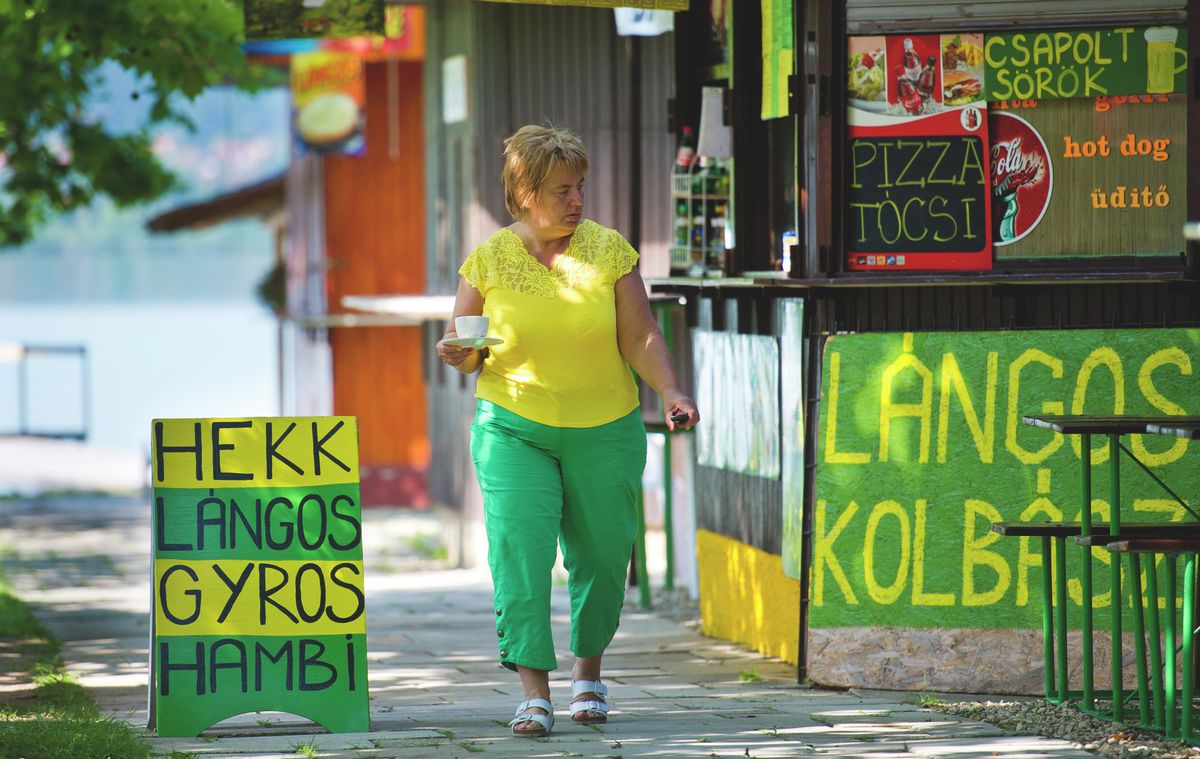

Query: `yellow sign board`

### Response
(154, 559, 366, 636)
(150, 416, 367, 737)
(152, 417, 360, 489)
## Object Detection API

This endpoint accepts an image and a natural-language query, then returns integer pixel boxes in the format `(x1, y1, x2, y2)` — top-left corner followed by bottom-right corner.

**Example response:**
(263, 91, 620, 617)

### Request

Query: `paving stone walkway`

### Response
(0, 495, 1095, 758)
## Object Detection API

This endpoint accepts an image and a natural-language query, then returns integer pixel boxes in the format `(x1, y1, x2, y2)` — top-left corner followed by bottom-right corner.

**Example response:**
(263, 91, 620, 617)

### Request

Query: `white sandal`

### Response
(570, 679, 610, 725)
(508, 697, 554, 737)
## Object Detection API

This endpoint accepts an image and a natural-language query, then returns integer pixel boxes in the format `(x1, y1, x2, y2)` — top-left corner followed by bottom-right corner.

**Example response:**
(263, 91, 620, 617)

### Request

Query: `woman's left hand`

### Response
(664, 393, 699, 432)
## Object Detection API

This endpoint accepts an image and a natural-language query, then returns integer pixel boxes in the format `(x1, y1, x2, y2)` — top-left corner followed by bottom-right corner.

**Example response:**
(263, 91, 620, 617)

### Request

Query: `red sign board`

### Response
(847, 34, 993, 271)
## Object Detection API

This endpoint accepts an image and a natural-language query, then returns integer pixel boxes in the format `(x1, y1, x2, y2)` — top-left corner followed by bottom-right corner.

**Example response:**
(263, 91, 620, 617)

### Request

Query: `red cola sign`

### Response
(989, 112, 1053, 246)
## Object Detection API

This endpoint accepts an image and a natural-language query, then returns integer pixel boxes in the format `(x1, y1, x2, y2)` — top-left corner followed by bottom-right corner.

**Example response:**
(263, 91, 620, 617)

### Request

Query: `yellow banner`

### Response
(480, 0, 688, 9)
(152, 418, 359, 489)
(761, 0, 793, 119)
(155, 559, 366, 637)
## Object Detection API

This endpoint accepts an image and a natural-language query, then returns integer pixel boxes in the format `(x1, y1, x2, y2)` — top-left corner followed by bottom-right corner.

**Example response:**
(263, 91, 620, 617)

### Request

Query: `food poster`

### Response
(847, 34, 992, 271)
(290, 51, 365, 156)
(941, 34, 985, 106)
(242, 6, 425, 62)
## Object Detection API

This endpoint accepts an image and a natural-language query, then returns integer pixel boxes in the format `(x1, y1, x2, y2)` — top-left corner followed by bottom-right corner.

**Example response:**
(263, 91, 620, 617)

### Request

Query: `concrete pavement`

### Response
(0, 494, 1096, 758)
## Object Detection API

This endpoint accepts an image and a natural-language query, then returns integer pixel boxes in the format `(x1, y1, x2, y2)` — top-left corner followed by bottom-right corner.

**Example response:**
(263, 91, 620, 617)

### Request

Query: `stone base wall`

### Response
(808, 626, 1156, 695)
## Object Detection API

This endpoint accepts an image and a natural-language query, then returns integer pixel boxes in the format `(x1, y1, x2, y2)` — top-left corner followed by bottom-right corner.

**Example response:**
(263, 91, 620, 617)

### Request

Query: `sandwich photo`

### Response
(943, 68, 982, 105)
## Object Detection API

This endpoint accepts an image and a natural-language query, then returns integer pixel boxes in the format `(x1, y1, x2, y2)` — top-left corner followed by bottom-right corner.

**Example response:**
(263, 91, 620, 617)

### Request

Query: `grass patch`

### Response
(291, 737, 320, 757)
(738, 670, 761, 682)
(0, 571, 151, 759)
(918, 692, 945, 707)
(402, 533, 448, 561)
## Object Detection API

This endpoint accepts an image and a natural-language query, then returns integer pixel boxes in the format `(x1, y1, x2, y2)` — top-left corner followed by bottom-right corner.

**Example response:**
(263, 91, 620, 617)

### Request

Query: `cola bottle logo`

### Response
(991, 138, 1042, 195)
(990, 113, 1053, 246)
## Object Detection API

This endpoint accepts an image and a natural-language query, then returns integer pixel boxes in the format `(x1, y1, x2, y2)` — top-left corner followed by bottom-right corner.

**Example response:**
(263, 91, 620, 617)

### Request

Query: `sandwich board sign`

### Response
(148, 417, 368, 737)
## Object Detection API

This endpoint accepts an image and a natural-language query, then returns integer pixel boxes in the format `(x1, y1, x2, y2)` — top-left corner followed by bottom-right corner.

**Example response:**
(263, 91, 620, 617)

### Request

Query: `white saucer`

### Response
(444, 336, 503, 349)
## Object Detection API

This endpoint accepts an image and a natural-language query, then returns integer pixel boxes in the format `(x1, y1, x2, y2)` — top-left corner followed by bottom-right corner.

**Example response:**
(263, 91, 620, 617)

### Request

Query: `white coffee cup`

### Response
(455, 315, 489, 338)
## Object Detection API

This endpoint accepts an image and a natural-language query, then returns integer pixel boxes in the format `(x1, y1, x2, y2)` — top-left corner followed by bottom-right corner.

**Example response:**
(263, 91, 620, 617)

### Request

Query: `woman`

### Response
(435, 124, 699, 737)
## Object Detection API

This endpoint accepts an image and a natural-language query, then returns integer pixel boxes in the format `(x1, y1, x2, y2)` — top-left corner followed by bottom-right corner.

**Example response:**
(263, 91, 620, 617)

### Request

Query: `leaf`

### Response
(0, 0, 258, 247)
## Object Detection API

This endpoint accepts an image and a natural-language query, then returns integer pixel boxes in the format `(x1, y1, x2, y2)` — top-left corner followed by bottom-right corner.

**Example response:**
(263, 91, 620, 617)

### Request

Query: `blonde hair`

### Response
(501, 125, 589, 220)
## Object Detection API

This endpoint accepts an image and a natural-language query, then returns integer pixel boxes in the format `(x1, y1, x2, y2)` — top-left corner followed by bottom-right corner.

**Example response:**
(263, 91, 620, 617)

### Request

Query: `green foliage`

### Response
(316, 0, 384, 38)
(256, 258, 287, 315)
(0, 581, 58, 652)
(0, 0, 273, 247)
(737, 670, 761, 682)
(244, 0, 302, 39)
(246, 0, 383, 40)
(0, 712, 152, 759)
(919, 692, 945, 707)
(403, 532, 448, 561)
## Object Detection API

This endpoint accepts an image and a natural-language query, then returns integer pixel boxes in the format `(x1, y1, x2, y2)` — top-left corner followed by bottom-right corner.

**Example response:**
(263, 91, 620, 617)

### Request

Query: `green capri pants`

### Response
(471, 399, 646, 672)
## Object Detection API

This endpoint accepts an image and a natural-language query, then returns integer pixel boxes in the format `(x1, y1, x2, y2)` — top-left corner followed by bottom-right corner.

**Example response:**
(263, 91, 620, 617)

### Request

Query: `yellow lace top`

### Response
(458, 220, 641, 428)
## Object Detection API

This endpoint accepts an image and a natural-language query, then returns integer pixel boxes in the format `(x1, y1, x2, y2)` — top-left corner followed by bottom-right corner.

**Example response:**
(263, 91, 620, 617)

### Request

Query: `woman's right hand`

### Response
(436, 331, 477, 367)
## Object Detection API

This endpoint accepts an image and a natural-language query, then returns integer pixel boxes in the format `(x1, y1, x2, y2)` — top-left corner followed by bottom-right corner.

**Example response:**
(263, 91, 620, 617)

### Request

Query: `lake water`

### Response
(0, 301, 278, 457)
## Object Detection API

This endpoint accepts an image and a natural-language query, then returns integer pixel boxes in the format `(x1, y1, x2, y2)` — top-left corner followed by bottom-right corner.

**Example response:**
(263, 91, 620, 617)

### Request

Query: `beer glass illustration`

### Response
(1145, 26, 1187, 94)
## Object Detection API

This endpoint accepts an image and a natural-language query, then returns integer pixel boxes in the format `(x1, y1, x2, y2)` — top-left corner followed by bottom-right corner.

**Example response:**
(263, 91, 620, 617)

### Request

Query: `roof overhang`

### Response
(146, 173, 285, 233)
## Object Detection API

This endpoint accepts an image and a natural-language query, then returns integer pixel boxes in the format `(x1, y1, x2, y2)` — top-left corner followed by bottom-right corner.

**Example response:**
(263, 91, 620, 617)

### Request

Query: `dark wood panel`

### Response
(695, 465, 784, 555)
(809, 282, 1200, 334)
(426, 320, 477, 513)
(426, 372, 477, 514)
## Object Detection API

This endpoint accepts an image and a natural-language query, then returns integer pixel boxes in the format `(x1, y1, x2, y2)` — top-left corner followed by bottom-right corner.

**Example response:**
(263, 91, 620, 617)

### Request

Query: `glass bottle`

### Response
(902, 38, 920, 81)
(674, 126, 697, 169)
(918, 56, 937, 104)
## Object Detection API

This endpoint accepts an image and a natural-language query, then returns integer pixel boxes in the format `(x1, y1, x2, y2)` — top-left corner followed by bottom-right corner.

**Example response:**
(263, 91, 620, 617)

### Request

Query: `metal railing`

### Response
(0, 343, 89, 440)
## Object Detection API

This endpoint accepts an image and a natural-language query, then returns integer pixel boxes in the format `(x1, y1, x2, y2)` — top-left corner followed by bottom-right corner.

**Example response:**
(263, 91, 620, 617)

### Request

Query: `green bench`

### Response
(991, 521, 1086, 703)
(1107, 537, 1200, 742)
(991, 521, 1200, 713)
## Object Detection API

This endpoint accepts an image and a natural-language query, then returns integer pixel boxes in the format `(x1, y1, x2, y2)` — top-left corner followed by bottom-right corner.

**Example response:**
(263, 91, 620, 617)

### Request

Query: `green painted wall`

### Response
(811, 328, 1200, 630)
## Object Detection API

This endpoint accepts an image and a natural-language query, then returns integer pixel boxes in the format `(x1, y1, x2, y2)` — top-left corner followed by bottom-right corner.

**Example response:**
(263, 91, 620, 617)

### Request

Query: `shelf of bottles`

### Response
(670, 157, 731, 277)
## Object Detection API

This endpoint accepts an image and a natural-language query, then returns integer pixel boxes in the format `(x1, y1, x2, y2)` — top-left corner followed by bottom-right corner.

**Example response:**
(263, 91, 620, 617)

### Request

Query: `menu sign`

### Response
(847, 34, 992, 271)
(149, 417, 368, 737)
(848, 27, 1189, 269)
(985, 26, 1188, 100)
(991, 96, 1185, 259)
